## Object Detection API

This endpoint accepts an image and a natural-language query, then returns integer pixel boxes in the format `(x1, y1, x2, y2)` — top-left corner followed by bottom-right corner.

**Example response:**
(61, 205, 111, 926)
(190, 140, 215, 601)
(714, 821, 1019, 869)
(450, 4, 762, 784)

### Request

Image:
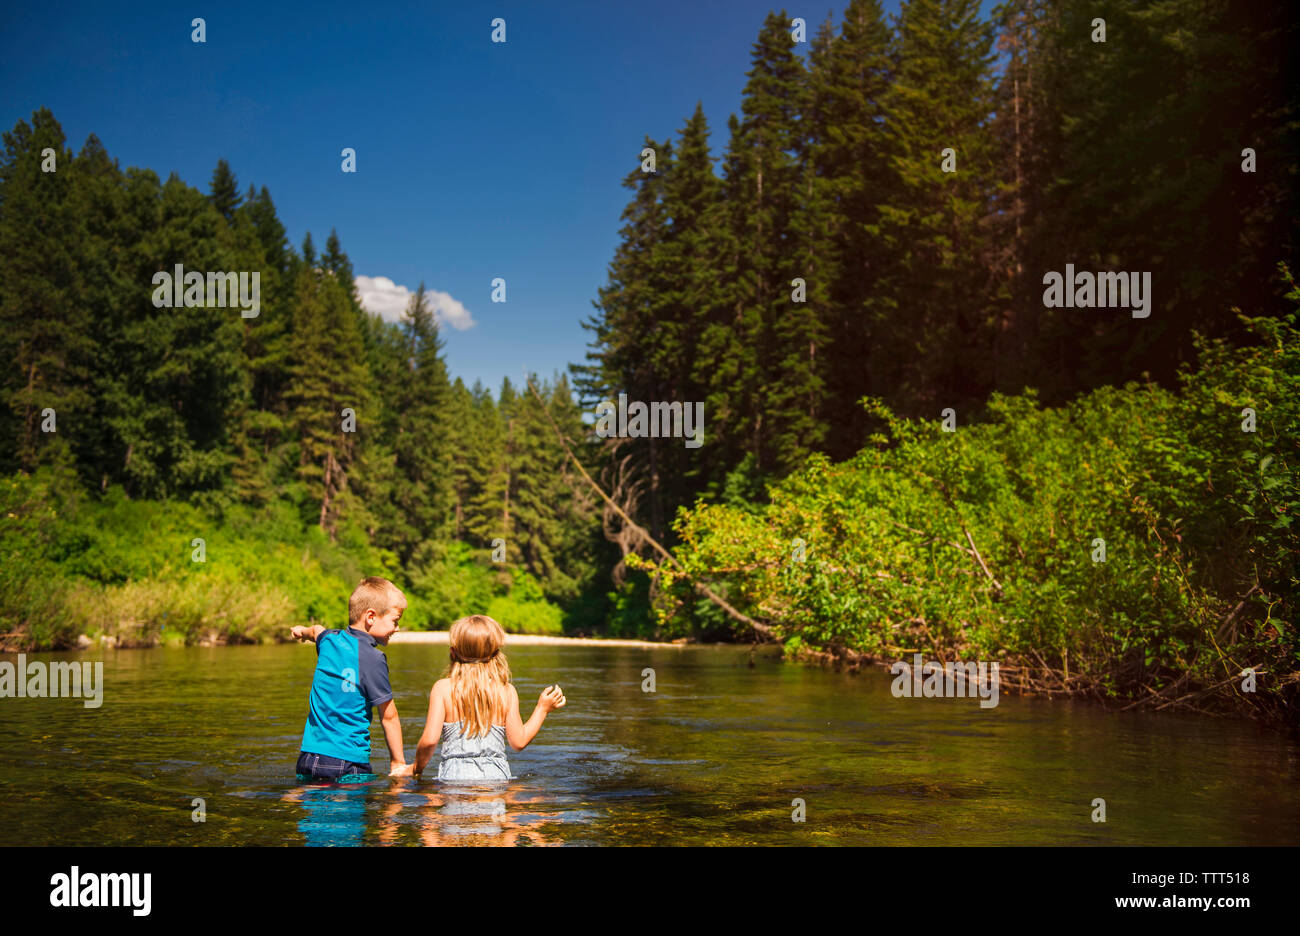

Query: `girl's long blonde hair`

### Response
(445, 614, 511, 737)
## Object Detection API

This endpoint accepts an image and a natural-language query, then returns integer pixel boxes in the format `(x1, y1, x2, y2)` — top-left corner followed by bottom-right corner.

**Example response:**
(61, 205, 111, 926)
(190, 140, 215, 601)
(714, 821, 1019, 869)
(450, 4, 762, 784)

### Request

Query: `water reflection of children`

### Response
(284, 778, 378, 847)
(378, 785, 565, 846)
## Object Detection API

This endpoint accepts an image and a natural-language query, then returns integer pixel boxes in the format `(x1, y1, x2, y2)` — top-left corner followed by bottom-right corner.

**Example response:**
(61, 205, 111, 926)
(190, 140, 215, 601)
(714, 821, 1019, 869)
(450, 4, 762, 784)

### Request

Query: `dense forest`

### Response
(576, 0, 1297, 541)
(1, 0, 1296, 719)
(0, 121, 612, 642)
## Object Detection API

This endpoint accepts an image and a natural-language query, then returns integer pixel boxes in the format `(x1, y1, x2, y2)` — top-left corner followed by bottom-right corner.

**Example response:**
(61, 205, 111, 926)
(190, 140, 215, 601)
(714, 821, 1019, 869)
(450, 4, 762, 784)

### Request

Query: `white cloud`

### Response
(354, 275, 475, 331)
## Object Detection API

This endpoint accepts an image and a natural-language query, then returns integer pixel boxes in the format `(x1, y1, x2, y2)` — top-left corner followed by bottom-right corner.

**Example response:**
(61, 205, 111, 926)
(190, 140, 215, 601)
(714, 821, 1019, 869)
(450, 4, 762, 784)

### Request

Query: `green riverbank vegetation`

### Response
(648, 302, 1299, 725)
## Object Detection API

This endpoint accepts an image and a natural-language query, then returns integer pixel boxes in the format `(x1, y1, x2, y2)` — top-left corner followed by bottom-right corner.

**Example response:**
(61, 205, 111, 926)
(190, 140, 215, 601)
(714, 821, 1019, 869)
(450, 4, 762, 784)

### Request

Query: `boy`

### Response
(290, 576, 409, 780)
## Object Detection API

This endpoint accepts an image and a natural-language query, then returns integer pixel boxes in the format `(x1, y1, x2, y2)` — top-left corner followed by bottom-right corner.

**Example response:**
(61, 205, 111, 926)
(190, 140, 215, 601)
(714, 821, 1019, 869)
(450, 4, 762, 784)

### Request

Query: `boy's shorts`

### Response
(296, 750, 374, 782)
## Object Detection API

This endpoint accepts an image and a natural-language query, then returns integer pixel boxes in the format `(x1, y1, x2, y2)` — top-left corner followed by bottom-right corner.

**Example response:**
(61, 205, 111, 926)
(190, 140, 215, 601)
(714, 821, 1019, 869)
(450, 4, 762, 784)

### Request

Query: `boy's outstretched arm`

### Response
(376, 699, 408, 775)
(290, 625, 324, 643)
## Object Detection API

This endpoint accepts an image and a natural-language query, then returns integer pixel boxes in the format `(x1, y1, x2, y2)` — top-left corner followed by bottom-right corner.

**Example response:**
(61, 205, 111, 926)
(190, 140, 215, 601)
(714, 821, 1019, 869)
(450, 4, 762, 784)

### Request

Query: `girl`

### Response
(412, 614, 565, 781)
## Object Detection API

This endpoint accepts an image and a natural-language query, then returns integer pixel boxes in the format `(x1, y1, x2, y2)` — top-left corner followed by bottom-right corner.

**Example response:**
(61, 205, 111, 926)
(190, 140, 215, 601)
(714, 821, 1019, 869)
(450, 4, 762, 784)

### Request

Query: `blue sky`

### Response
(2, 0, 986, 396)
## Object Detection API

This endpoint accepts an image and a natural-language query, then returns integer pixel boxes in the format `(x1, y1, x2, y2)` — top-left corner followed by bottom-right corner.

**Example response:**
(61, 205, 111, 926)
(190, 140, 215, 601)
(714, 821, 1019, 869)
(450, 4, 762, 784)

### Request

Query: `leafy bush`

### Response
(486, 569, 565, 636)
(657, 285, 1299, 722)
(0, 475, 569, 647)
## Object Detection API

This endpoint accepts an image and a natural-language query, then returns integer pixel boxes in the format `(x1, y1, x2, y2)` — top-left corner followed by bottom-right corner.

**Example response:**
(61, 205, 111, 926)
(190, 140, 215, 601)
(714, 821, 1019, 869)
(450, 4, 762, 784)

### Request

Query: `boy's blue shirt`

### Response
(300, 626, 394, 764)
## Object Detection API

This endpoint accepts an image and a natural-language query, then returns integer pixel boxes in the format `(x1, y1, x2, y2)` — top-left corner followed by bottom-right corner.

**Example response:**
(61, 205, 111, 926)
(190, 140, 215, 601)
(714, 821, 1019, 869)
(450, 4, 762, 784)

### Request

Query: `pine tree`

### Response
(245, 185, 290, 275)
(696, 112, 756, 499)
(0, 109, 89, 474)
(443, 377, 477, 539)
(388, 283, 454, 561)
(322, 228, 364, 317)
(728, 10, 816, 475)
(575, 136, 675, 539)
(64, 132, 130, 488)
(208, 159, 242, 223)
(508, 373, 596, 601)
(495, 377, 521, 548)
(464, 379, 508, 549)
(805, 0, 894, 458)
(656, 103, 725, 516)
(284, 266, 371, 533)
(874, 0, 998, 415)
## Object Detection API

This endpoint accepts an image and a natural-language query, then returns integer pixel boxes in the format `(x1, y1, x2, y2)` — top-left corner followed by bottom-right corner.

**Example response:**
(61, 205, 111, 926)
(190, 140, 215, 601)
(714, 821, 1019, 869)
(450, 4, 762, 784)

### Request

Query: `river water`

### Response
(1, 642, 1297, 845)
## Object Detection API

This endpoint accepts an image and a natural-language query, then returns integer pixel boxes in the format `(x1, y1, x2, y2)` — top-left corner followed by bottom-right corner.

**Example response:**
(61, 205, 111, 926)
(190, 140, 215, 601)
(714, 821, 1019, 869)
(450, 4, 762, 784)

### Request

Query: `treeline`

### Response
(577, 0, 1299, 547)
(0, 111, 612, 642)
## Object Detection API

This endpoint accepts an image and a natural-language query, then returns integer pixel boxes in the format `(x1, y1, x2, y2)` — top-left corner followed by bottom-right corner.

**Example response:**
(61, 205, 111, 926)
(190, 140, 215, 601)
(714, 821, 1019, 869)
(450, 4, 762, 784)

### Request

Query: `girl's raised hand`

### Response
(539, 685, 566, 713)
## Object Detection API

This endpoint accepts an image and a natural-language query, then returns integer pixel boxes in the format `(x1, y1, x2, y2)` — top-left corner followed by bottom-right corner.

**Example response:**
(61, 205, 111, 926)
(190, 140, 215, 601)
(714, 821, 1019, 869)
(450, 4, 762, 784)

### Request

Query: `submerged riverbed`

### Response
(1, 642, 1297, 845)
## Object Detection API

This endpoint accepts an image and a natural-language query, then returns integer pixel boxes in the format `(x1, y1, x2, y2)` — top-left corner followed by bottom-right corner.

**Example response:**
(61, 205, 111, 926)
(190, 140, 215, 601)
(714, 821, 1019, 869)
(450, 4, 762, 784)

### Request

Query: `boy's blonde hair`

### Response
(349, 576, 403, 626)
(446, 614, 511, 738)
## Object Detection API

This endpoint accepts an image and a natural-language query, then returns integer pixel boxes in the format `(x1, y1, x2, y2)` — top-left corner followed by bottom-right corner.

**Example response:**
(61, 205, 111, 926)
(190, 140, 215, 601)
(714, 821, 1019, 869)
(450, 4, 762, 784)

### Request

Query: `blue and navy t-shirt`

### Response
(300, 627, 394, 764)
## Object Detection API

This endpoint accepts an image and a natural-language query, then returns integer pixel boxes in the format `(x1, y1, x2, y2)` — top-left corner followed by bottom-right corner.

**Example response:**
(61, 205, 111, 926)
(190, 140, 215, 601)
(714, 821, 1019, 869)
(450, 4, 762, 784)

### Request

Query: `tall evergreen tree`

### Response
(657, 104, 725, 514)
(575, 136, 675, 539)
(873, 0, 998, 415)
(508, 373, 596, 601)
(321, 227, 365, 321)
(0, 109, 88, 474)
(804, 0, 894, 458)
(728, 10, 817, 475)
(388, 283, 454, 561)
(695, 112, 758, 499)
(443, 377, 477, 539)
(464, 378, 508, 549)
(208, 158, 242, 223)
(245, 185, 290, 275)
(284, 266, 371, 533)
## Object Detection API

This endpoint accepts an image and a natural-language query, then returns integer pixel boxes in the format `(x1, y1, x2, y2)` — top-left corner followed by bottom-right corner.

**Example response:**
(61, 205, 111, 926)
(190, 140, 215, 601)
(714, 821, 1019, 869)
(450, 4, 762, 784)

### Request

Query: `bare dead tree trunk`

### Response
(525, 378, 774, 639)
(319, 451, 334, 531)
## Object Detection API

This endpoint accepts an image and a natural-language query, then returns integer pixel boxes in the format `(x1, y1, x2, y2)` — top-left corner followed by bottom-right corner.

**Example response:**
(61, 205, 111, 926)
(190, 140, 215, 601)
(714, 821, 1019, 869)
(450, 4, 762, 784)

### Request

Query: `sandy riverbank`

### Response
(389, 631, 693, 649)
